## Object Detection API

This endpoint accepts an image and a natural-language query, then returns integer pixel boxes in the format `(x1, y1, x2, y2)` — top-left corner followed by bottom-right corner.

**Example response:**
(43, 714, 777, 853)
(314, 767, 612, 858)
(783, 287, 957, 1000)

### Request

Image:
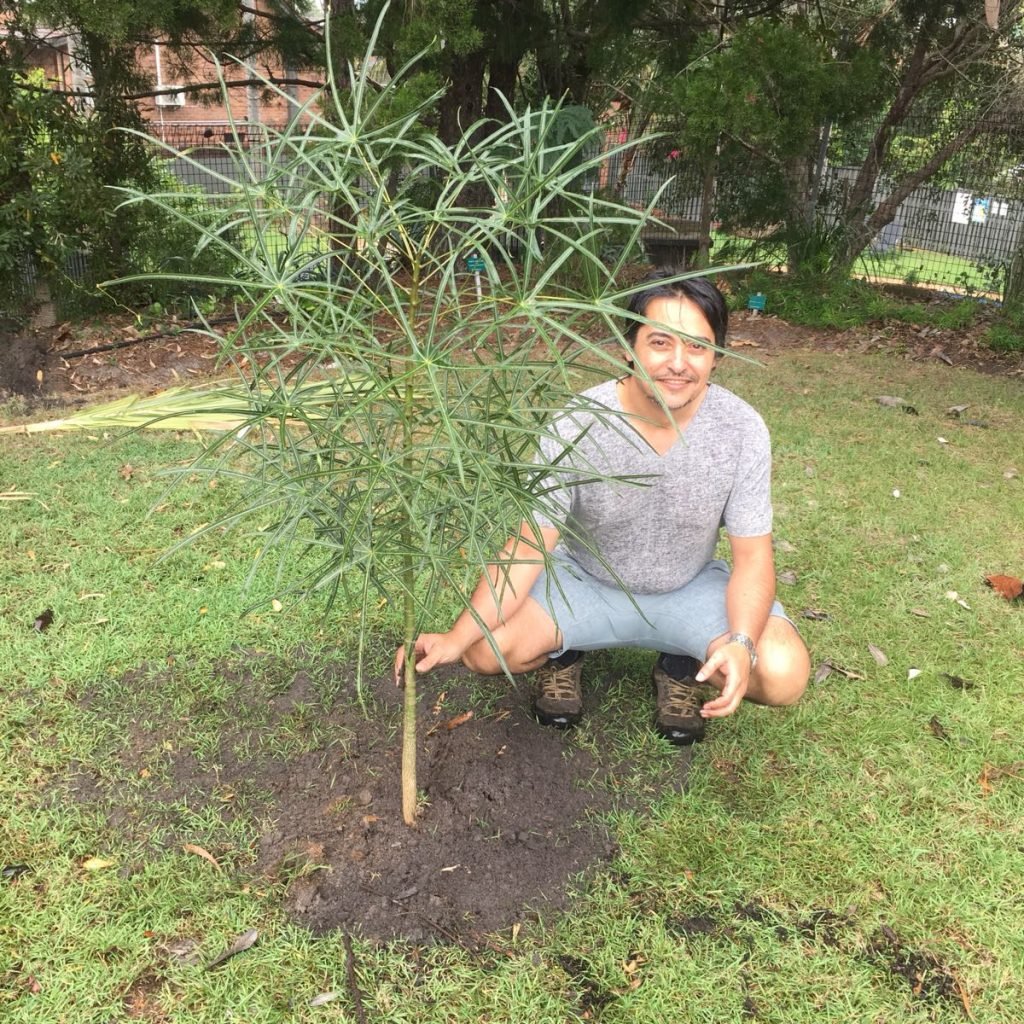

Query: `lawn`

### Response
(711, 230, 1004, 297)
(2, 347, 1023, 1022)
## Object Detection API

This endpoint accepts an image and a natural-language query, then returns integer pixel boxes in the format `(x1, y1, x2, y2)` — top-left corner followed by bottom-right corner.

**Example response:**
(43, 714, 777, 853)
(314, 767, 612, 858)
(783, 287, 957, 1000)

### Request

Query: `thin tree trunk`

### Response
(401, 379, 418, 826)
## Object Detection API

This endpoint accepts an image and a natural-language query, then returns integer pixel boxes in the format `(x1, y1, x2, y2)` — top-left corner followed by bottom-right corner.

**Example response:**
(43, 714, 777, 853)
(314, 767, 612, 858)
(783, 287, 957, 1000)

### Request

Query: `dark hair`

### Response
(623, 271, 728, 349)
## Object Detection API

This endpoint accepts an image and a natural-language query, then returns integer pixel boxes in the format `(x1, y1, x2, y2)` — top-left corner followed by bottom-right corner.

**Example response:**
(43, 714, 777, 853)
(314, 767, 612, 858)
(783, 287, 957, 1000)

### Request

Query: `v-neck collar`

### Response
(613, 379, 713, 457)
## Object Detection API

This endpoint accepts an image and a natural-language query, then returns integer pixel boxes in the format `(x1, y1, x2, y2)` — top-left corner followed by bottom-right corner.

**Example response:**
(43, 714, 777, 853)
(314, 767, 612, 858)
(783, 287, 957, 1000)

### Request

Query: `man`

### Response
(395, 272, 810, 744)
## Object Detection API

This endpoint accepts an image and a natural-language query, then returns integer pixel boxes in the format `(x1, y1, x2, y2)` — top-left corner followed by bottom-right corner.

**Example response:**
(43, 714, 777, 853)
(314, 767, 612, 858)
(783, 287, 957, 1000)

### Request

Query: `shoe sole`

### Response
(654, 721, 705, 746)
(534, 707, 582, 729)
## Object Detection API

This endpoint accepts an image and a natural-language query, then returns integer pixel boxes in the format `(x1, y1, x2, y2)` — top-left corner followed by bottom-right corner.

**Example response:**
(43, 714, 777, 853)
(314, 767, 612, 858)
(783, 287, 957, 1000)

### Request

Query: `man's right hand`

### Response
(393, 632, 469, 686)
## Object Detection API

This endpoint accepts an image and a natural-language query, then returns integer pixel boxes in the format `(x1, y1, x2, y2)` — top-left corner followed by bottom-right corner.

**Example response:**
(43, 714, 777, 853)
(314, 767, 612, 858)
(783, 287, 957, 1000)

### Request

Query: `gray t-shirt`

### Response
(534, 379, 772, 594)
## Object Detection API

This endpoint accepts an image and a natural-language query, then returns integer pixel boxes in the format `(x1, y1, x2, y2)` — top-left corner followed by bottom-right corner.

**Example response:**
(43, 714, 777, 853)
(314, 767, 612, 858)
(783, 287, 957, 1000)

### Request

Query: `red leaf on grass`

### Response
(984, 574, 1023, 601)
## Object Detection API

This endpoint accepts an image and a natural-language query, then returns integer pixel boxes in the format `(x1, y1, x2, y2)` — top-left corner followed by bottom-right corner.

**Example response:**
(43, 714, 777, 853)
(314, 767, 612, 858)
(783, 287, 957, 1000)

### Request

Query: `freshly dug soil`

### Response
(74, 656, 687, 945)
(260, 670, 624, 943)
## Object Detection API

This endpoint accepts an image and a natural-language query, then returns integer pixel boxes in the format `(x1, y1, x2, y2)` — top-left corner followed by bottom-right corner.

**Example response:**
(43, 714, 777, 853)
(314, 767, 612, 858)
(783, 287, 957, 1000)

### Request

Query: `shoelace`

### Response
(661, 679, 701, 715)
(538, 663, 581, 702)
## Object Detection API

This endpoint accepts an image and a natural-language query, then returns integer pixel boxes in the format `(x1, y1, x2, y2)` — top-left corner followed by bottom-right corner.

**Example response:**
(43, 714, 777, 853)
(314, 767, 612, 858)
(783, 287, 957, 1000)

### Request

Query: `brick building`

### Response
(4, 7, 324, 133)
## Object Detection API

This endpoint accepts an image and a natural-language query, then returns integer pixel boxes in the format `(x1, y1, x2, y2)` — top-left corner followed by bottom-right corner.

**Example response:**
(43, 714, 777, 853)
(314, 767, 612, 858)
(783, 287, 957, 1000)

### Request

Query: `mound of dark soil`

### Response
(259, 671, 624, 943)
(73, 657, 686, 945)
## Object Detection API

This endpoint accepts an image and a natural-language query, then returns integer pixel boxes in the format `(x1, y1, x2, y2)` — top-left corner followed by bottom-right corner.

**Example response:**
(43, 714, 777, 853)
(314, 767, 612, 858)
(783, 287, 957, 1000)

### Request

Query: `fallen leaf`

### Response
(309, 991, 340, 1007)
(942, 672, 975, 691)
(907, 668, 922, 680)
(983, 574, 1023, 601)
(183, 843, 222, 872)
(937, 436, 949, 445)
(82, 856, 115, 872)
(876, 395, 918, 415)
(946, 404, 970, 417)
(909, 608, 931, 618)
(945, 591, 971, 610)
(774, 539, 797, 554)
(445, 710, 474, 731)
(928, 716, 950, 741)
(119, 464, 134, 480)
(978, 762, 1024, 798)
(206, 928, 259, 970)
(831, 663, 866, 680)
(271, 599, 283, 613)
(33, 609, 54, 632)
(800, 608, 830, 621)
(777, 569, 798, 585)
(1005, 468, 1019, 480)
(813, 661, 834, 684)
(867, 644, 888, 666)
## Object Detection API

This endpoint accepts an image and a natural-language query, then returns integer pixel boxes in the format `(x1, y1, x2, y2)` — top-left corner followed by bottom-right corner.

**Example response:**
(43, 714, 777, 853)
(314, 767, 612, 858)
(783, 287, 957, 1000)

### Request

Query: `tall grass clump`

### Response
(104, 10, 728, 825)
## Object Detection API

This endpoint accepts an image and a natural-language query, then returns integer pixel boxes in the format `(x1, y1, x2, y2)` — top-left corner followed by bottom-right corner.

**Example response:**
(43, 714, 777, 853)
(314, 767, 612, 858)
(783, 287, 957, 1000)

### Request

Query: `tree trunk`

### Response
(438, 55, 485, 149)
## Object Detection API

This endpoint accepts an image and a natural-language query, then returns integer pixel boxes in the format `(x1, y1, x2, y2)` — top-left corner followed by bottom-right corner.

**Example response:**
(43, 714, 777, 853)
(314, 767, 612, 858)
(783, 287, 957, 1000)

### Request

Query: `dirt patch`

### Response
(72, 654, 685, 945)
(730, 308, 1024, 378)
(3, 292, 1022, 414)
(0, 322, 49, 399)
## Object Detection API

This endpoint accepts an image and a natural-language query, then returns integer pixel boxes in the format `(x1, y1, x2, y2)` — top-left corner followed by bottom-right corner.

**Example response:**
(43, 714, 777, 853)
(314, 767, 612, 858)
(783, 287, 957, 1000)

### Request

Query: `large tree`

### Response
(654, 0, 1024, 274)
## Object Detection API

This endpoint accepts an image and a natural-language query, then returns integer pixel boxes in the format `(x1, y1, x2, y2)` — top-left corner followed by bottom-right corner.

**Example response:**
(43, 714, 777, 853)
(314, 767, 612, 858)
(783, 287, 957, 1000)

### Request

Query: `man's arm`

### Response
(394, 521, 561, 680)
(696, 532, 776, 716)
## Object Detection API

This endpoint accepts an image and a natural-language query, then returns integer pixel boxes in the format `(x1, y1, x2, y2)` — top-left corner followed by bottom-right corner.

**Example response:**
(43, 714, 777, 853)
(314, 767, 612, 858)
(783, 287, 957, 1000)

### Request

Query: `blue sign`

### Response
(747, 292, 766, 312)
(465, 253, 486, 272)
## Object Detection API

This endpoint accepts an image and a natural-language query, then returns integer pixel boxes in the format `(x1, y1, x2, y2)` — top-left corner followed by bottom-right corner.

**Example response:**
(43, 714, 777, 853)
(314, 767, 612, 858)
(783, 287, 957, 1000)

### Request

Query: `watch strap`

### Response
(728, 632, 758, 668)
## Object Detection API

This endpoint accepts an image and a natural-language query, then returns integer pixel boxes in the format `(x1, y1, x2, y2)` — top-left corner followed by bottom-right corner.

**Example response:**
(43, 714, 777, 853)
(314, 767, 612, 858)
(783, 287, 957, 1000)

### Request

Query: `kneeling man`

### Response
(395, 273, 810, 744)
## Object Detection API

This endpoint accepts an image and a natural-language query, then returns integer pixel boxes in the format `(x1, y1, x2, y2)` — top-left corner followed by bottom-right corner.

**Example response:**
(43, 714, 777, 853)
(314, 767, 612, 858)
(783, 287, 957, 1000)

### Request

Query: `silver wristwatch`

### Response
(728, 632, 758, 668)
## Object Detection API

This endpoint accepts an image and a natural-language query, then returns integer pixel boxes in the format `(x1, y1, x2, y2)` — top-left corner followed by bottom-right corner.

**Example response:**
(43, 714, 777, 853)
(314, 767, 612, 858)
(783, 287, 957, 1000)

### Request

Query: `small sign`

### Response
(465, 253, 486, 272)
(747, 292, 766, 312)
(952, 190, 972, 225)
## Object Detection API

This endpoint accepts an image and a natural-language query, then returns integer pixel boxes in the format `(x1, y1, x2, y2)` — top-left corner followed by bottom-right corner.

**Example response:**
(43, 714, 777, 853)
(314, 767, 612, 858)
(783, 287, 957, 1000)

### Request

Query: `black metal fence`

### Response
(14, 111, 1020, 321)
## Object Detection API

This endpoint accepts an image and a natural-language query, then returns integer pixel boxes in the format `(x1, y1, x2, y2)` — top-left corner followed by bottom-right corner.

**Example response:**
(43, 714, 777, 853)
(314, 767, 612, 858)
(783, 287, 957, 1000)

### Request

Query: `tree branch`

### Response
(864, 121, 983, 237)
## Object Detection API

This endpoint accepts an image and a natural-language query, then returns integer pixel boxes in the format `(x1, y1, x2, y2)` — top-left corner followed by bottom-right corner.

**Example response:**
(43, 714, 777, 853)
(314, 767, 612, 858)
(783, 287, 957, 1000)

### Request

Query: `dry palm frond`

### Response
(0, 376, 373, 436)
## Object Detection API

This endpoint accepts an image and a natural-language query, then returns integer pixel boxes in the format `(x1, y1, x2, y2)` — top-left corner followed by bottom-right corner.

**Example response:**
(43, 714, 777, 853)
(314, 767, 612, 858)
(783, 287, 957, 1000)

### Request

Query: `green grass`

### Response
(712, 229, 1003, 297)
(2, 348, 1023, 1022)
(727, 270, 993, 333)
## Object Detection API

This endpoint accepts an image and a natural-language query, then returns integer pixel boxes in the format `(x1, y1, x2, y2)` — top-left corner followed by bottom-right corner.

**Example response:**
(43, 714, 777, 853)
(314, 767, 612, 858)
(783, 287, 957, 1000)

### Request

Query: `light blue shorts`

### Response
(528, 554, 790, 660)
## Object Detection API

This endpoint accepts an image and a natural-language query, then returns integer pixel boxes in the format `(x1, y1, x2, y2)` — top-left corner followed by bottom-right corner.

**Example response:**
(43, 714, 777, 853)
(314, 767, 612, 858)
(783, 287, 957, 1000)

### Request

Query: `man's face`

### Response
(628, 295, 718, 417)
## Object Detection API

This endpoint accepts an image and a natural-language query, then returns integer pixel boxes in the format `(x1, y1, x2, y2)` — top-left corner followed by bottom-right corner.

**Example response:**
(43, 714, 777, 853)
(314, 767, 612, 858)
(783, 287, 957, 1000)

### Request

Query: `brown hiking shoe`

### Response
(651, 654, 707, 745)
(533, 653, 584, 728)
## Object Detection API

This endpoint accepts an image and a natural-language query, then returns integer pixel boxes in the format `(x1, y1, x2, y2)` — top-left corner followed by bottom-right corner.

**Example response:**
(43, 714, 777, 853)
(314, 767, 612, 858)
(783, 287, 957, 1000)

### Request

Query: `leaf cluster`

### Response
(108, 28, 687, 648)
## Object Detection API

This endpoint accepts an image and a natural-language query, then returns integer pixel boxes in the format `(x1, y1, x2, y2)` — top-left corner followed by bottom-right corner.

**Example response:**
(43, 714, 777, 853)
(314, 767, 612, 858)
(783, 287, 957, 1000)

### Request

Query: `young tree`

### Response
(104, 22, 696, 826)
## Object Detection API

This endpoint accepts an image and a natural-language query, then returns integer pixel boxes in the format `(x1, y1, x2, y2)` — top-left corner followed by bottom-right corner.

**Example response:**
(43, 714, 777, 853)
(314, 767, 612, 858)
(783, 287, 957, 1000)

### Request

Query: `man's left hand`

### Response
(695, 643, 752, 718)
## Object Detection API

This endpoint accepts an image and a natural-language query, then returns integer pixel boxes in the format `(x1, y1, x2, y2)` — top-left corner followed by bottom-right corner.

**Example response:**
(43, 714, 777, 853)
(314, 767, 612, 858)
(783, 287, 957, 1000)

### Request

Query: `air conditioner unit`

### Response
(155, 88, 186, 108)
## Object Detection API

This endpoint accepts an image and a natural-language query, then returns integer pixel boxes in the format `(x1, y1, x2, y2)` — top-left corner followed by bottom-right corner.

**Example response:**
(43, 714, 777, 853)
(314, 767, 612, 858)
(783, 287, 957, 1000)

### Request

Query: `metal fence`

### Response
(151, 113, 1024, 300)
